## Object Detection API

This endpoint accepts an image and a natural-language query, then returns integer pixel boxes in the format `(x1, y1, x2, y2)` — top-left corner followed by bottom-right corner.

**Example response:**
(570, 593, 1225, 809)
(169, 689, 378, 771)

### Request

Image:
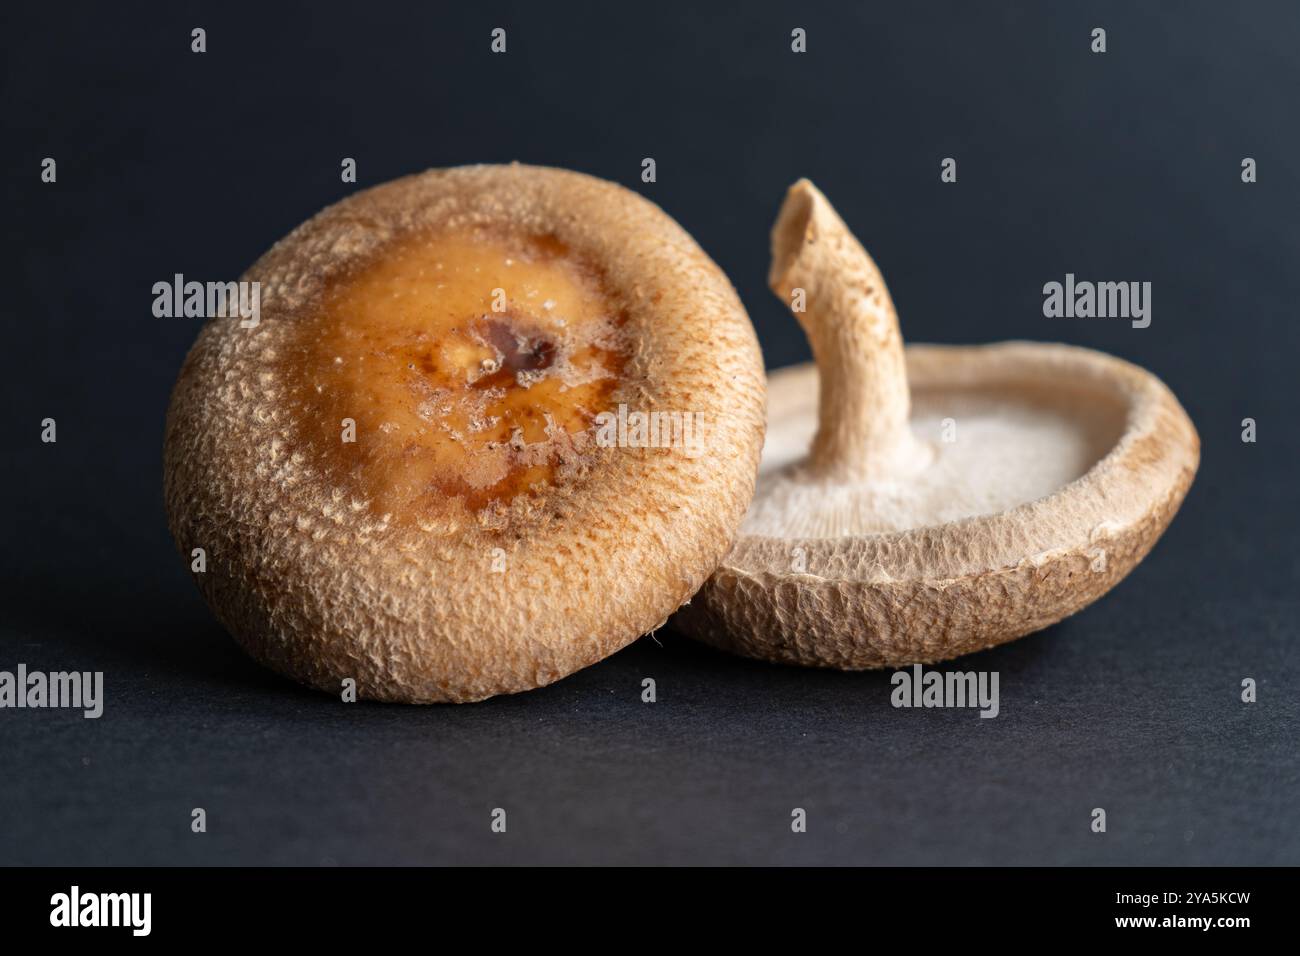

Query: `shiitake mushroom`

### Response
(676, 180, 1199, 668)
(165, 164, 766, 702)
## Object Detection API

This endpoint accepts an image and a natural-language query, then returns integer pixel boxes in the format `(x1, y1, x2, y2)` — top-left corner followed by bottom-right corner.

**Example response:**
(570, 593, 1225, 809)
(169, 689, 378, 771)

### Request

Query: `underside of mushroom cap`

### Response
(675, 180, 1199, 669)
(164, 164, 767, 702)
(678, 344, 1198, 668)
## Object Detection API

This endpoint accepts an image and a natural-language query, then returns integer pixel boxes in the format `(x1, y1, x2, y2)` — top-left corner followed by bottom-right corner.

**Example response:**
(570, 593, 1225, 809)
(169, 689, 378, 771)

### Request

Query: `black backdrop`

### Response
(1, 1, 1296, 865)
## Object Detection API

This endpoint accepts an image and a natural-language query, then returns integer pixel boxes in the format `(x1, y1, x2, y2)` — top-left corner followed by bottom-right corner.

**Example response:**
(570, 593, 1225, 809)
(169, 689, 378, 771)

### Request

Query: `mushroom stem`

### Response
(768, 179, 926, 481)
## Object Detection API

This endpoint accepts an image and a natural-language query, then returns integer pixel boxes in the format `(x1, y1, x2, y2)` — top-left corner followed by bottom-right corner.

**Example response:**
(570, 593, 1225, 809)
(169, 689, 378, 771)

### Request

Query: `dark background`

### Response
(2, 1, 1296, 865)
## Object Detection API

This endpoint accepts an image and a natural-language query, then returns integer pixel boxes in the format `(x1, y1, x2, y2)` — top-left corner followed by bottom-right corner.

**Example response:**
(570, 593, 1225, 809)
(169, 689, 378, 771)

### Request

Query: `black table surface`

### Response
(1, 1, 1296, 865)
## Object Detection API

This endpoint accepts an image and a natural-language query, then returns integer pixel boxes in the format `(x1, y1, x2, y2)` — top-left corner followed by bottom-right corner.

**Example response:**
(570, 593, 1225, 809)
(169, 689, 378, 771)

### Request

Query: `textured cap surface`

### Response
(164, 164, 766, 702)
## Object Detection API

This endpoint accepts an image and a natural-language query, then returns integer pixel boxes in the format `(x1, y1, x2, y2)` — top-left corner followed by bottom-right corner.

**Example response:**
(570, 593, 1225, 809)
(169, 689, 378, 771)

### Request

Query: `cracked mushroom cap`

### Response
(164, 164, 766, 702)
(675, 180, 1199, 668)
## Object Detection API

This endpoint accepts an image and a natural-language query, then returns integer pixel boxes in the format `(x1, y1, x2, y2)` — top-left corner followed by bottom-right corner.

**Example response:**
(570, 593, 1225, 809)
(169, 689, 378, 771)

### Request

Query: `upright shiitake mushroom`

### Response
(676, 180, 1199, 668)
(165, 164, 766, 702)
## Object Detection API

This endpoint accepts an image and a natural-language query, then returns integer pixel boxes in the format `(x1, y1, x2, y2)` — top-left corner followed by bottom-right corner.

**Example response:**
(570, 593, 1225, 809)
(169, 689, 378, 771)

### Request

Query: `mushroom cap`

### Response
(676, 342, 1199, 668)
(164, 164, 766, 702)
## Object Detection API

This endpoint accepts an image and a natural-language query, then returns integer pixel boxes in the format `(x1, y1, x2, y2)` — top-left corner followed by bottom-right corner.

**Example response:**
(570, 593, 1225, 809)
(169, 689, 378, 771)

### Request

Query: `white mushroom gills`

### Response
(748, 180, 1129, 539)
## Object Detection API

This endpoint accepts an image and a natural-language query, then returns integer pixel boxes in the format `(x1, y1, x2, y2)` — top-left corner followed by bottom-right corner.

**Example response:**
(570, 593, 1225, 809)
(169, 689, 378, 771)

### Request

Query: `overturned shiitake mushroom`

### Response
(676, 180, 1199, 668)
(165, 164, 766, 702)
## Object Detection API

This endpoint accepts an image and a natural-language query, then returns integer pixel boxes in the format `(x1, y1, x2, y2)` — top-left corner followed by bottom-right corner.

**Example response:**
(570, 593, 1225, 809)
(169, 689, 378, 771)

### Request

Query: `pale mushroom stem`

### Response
(768, 179, 927, 481)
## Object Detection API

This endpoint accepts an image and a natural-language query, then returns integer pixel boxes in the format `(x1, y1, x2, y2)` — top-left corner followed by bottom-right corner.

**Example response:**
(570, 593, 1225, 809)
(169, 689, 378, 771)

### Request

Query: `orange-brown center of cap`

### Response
(282, 229, 629, 523)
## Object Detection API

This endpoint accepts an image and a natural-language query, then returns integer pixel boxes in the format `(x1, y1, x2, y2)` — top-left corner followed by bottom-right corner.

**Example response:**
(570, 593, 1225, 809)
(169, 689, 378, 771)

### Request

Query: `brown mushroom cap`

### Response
(164, 164, 766, 702)
(675, 181, 1199, 668)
